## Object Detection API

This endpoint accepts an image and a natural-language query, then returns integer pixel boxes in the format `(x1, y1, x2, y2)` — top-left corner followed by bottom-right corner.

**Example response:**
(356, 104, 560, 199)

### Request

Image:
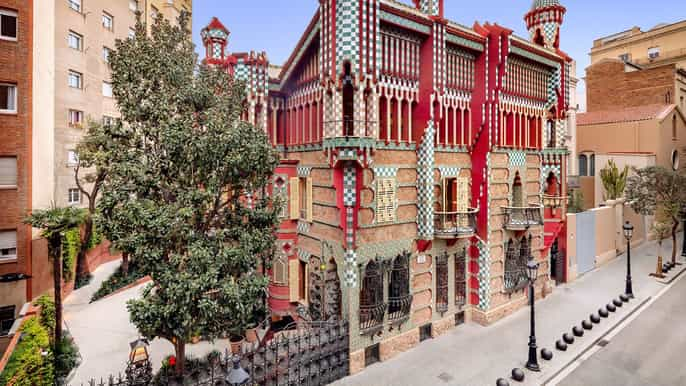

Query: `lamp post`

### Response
(525, 259, 540, 372)
(226, 355, 251, 385)
(623, 221, 634, 298)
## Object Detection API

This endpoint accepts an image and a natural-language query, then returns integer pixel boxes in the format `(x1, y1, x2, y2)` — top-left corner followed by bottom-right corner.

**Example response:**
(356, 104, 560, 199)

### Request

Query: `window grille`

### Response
(388, 252, 411, 323)
(376, 177, 396, 224)
(503, 236, 532, 292)
(359, 260, 385, 333)
(436, 252, 449, 314)
(455, 247, 467, 307)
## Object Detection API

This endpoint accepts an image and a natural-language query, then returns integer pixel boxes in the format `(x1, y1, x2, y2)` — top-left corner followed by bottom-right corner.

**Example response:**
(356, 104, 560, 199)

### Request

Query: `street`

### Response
(556, 269, 686, 386)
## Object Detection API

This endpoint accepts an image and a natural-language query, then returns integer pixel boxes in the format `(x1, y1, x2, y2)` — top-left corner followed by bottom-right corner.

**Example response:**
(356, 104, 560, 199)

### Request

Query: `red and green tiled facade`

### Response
(202, 0, 572, 370)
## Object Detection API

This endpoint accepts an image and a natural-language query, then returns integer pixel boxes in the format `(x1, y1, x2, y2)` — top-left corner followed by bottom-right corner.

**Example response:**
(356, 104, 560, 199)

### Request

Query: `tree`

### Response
(600, 159, 628, 201)
(99, 13, 279, 376)
(626, 166, 686, 264)
(24, 206, 85, 345)
(73, 122, 110, 281)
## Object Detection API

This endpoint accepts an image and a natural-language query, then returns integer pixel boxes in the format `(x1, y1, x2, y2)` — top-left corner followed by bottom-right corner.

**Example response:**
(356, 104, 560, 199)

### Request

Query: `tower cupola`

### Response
(524, 0, 566, 50)
(201, 17, 230, 63)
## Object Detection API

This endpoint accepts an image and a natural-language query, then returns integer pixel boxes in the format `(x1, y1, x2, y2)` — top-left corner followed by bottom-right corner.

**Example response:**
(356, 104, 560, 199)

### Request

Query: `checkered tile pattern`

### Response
(439, 167, 461, 178)
(343, 165, 357, 207)
(297, 166, 312, 177)
(509, 151, 527, 167)
(564, 62, 571, 109)
(476, 239, 491, 311)
(546, 64, 561, 110)
(373, 167, 398, 178)
(556, 119, 566, 147)
(336, 0, 359, 71)
(297, 248, 311, 263)
(419, 0, 439, 15)
(379, 10, 431, 35)
(417, 121, 436, 239)
(343, 163, 358, 287)
(541, 164, 561, 189)
(297, 220, 311, 234)
(542, 22, 558, 48)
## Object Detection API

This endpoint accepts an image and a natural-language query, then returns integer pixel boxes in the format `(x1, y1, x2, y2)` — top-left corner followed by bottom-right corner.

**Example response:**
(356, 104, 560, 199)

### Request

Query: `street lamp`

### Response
(525, 259, 540, 372)
(623, 221, 634, 298)
(226, 355, 251, 385)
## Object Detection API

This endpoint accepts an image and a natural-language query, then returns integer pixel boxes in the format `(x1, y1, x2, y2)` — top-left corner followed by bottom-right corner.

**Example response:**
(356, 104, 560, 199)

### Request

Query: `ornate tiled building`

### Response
(202, 0, 572, 372)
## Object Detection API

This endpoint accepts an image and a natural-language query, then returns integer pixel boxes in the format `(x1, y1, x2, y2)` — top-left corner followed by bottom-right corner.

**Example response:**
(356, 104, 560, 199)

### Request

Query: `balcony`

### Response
(359, 302, 387, 335)
(387, 293, 412, 324)
(501, 204, 544, 231)
(434, 208, 478, 239)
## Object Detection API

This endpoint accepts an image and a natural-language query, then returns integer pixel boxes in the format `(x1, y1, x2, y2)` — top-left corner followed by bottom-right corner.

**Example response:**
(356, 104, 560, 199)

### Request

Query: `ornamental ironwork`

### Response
(388, 252, 412, 324)
(436, 252, 449, 314)
(309, 257, 342, 321)
(455, 247, 467, 308)
(359, 260, 386, 334)
(504, 236, 532, 292)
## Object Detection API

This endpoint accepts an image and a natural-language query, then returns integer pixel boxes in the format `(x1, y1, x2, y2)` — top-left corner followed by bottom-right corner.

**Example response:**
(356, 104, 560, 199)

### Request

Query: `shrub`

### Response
(62, 227, 81, 282)
(54, 334, 80, 381)
(0, 317, 54, 386)
(90, 258, 144, 302)
(87, 225, 104, 250)
(34, 295, 55, 337)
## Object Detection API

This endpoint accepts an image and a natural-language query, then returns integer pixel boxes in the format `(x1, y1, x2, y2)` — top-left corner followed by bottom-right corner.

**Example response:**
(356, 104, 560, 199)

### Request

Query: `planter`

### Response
(245, 328, 258, 343)
(229, 335, 244, 354)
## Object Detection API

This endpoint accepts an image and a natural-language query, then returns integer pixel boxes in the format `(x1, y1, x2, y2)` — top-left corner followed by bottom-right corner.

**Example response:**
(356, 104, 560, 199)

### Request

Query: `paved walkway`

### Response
(557, 271, 686, 386)
(64, 259, 230, 385)
(334, 234, 685, 386)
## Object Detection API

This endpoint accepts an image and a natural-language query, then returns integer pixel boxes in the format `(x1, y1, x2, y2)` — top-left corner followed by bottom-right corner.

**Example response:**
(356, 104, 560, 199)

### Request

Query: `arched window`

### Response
(512, 172, 523, 207)
(342, 62, 354, 136)
(272, 256, 287, 285)
(546, 120, 555, 148)
(546, 172, 559, 196)
(579, 154, 588, 176)
(359, 260, 385, 332)
(388, 252, 411, 323)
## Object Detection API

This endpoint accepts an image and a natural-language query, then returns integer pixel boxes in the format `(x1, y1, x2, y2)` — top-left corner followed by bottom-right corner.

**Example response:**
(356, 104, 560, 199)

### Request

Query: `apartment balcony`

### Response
(359, 302, 387, 335)
(434, 208, 478, 239)
(387, 293, 412, 324)
(501, 204, 544, 231)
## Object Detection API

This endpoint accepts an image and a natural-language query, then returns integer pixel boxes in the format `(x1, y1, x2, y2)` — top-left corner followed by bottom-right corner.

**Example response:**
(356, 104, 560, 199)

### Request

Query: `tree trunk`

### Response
(174, 338, 186, 377)
(122, 252, 129, 276)
(50, 234, 63, 345)
(76, 216, 93, 282)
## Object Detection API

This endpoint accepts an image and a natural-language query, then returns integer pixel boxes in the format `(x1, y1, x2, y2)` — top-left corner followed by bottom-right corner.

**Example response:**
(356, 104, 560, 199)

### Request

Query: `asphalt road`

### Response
(558, 272, 686, 386)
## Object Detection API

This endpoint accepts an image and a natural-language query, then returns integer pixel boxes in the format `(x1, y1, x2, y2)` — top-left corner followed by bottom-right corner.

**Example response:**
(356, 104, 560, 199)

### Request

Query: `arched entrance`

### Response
(308, 257, 342, 321)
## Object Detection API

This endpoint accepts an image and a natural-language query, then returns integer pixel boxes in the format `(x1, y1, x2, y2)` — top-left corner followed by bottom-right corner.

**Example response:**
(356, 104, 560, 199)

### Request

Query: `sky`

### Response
(191, 1, 686, 111)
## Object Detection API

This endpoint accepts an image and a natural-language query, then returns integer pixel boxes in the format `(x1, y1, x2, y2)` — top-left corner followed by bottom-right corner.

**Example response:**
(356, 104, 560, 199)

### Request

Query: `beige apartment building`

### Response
(590, 19, 686, 110)
(33, 0, 191, 211)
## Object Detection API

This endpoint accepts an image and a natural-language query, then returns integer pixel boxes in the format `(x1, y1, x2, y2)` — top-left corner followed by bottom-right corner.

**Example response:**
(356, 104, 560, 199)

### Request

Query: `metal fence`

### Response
(78, 320, 350, 386)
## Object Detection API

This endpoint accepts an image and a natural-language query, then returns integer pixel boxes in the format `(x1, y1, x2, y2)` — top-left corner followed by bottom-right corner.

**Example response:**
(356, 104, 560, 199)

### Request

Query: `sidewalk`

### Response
(334, 234, 685, 386)
(64, 259, 230, 385)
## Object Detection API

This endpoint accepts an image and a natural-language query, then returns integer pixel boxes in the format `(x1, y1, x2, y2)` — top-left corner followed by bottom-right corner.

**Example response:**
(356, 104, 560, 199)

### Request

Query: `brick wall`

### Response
(0, 0, 33, 309)
(586, 60, 677, 112)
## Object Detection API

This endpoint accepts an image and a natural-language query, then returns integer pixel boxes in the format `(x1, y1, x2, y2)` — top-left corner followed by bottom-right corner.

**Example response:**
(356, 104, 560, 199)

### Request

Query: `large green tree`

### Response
(626, 166, 686, 264)
(99, 13, 279, 376)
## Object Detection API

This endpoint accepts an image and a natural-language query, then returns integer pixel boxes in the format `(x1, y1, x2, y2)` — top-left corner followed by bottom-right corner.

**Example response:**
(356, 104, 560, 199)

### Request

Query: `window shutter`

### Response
(0, 157, 17, 186)
(306, 177, 313, 222)
(0, 231, 16, 250)
(289, 259, 299, 302)
(289, 177, 300, 220)
(456, 177, 469, 212)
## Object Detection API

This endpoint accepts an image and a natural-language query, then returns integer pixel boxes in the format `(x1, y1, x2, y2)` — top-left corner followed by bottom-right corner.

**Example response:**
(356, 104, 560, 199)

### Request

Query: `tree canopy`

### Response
(97, 13, 280, 375)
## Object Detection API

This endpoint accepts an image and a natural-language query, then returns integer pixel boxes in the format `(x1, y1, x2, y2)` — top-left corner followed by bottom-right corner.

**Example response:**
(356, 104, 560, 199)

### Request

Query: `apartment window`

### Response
(0, 230, 17, 261)
(618, 53, 630, 62)
(102, 12, 113, 31)
(67, 150, 79, 166)
(0, 84, 17, 113)
(648, 46, 660, 60)
(150, 5, 159, 20)
(68, 70, 82, 89)
(129, 0, 138, 12)
(102, 115, 116, 126)
(579, 154, 588, 176)
(102, 46, 111, 62)
(0, 157, 17, 187)
(0, 8, 17, 40)
(68, 30, 82, 50)
(0, 306, 15, 336)
(68, 0, 81, 12)
(102, 82, 113, 97)
(128, 28, 136, 39)
(68, 109, 83, 127)
(289, 176, 312, 221)
(68, 188, 81, 205)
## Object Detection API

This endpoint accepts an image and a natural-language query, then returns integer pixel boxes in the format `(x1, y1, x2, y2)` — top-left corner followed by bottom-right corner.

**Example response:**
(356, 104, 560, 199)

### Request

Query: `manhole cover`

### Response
(597, 339, 610, 347)
(438, 373, 454, 382)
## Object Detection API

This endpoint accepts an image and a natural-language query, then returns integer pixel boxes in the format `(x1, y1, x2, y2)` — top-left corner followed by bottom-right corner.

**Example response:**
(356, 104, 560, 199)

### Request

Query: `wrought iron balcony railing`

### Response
(434, 208, 478, 239)
(501, 204, 544, 230)
(387, 293, 412, 324)
(359, 302, 387, 334)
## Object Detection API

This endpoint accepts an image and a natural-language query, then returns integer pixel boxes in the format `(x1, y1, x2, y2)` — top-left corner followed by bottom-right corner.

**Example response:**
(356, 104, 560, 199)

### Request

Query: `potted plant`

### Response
(244, 305, 267, 344)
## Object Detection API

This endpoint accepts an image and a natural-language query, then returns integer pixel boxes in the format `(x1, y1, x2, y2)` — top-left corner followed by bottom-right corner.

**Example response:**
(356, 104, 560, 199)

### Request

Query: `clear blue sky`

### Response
(191, 1, 685, 111)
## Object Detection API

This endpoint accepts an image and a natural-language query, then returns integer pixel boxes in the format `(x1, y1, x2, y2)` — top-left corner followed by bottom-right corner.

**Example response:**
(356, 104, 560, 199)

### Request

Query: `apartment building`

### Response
(143, 0, 192, 31)
(0, 0, 32, 341)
